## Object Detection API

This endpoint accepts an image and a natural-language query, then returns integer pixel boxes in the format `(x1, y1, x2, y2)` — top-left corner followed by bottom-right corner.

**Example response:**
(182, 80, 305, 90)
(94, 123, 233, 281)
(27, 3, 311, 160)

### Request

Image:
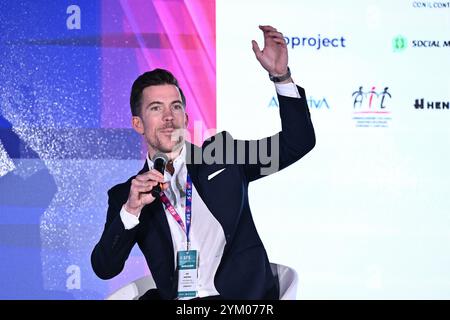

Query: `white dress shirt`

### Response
(120, 82, 301, 298)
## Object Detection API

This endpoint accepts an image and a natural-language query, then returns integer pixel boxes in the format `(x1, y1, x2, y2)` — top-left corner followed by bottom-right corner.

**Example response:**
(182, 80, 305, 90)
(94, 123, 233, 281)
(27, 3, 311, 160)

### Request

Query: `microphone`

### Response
(150, 152, 168, 198)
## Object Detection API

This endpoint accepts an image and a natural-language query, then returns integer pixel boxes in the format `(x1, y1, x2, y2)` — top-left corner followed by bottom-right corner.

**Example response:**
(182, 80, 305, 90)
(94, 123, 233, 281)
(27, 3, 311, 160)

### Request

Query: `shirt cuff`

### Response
(120, 205, 140, 230)
(275, 82, 301, 98)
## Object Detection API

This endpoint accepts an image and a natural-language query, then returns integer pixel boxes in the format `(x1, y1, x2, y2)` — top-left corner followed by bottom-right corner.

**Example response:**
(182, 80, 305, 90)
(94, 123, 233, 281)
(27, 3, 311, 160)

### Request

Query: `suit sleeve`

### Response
(238, 85, 315, 182)
(91, 186, 139, 280)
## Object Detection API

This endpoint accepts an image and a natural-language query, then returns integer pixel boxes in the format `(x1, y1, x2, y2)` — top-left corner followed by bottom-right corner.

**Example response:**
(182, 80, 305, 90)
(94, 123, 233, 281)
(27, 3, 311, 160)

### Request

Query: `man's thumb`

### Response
(251, 40, 262, 59)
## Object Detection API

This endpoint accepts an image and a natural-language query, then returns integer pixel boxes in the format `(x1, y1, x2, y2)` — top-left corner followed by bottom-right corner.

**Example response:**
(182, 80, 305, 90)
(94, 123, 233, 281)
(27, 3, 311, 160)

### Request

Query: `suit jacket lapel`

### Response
(185, 141, 202, 195)
(186, 138, 240, 239)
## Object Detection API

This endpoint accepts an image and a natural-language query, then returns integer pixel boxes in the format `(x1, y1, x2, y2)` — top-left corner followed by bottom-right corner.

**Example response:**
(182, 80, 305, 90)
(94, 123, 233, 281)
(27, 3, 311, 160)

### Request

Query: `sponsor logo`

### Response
(414, 98, 450, 109)
(352, 86, 392, 128)
(393, 35, 408, 52)
(284, 34, 347, 50)
(393, 35, 450, 51)
(268, 96, 330, 109)
(307, 97, 330, 109)
(352, 86, 391, 111)
(412, 1, 450, 8)
(412, 40, 450, 47)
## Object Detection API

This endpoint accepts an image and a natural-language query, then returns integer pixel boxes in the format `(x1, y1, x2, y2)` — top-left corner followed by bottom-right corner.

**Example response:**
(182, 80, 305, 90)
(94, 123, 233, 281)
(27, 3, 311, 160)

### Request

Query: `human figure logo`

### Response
(352, 86, 391, 110)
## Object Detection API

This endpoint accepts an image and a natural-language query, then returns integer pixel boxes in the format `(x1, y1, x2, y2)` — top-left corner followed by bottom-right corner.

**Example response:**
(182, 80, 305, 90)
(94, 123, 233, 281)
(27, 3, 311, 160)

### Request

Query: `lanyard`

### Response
(159, 174, 193, 250)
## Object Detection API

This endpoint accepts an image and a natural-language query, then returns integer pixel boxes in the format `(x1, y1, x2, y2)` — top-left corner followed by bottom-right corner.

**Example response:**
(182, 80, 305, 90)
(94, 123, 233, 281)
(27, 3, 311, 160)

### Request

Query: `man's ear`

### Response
(184, 112, 189, 128)
(132, 116, 145, 135)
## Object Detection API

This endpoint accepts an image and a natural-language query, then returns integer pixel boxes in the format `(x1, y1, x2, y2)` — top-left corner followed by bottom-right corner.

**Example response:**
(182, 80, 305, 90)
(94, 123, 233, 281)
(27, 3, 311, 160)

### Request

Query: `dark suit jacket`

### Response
(91, 86, 315, 299)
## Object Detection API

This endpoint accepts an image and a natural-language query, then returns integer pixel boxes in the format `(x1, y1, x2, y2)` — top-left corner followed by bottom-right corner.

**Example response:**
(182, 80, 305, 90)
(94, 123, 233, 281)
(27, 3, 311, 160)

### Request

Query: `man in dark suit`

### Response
(91, 25, 315, 300)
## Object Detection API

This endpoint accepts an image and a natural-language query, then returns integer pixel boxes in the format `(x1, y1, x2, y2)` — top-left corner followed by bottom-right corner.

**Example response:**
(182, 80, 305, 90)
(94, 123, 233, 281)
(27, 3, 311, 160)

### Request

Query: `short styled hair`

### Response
(129, 68, 186, 116)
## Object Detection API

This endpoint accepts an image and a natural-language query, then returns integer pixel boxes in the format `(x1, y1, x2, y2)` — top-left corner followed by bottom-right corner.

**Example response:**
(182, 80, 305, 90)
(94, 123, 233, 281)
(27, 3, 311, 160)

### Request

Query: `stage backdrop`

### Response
(1, 0, 449, 299)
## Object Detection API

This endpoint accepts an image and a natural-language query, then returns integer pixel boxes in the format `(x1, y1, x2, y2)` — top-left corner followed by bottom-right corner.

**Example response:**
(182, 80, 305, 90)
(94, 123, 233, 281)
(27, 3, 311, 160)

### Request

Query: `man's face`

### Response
(132, 84, 188, 157)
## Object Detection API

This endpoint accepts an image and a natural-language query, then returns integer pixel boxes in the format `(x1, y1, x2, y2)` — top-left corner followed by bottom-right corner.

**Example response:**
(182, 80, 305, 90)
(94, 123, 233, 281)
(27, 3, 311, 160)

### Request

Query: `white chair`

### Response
(106, 262, 298, 300)
(270, 262, 299, 300)
(106, 274, 156, 300)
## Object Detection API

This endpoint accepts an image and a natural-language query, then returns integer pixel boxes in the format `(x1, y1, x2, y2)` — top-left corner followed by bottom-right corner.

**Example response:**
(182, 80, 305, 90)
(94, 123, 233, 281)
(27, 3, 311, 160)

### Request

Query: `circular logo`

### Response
(393, 35, 407, 52)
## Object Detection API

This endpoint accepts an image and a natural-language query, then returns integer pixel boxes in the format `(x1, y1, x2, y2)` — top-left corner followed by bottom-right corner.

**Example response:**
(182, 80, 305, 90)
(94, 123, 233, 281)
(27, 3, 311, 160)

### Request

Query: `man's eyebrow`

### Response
(146, 100, 183, 108)
(146, 101, 162, 108)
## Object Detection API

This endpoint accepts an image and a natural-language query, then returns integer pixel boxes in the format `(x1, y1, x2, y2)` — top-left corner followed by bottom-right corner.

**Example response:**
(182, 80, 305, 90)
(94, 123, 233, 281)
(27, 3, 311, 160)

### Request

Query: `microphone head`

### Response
(152, 152, 168, 175)
(152, 152, 169, 164)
